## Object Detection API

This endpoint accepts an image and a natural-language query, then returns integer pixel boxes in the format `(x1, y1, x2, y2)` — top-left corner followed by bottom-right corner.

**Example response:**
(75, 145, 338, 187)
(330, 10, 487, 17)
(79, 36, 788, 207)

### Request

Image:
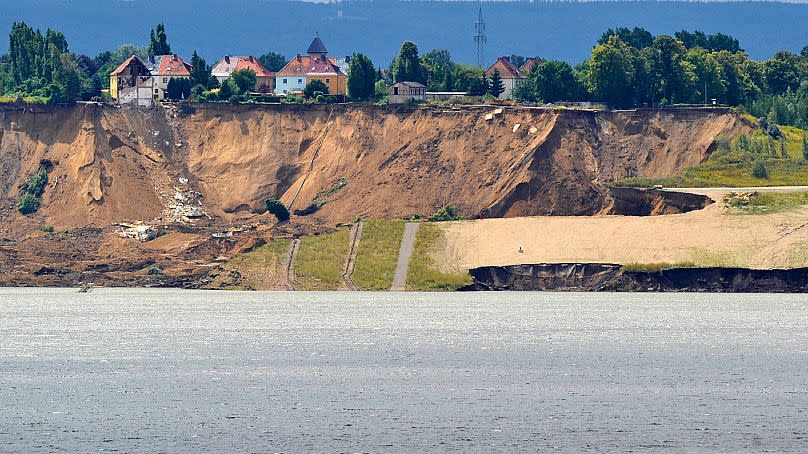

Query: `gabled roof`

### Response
(235, 56, 274, 77)
(392, 81, 426, 88)
(520, 57, 544, 74)
(212, 56, 274, 78)
(307, 35, 328, 54)
(110, 55, 150, 76)
(155, 54, 191, 77)
(275, 55, 344, 77)
(486, 57, 525, 79)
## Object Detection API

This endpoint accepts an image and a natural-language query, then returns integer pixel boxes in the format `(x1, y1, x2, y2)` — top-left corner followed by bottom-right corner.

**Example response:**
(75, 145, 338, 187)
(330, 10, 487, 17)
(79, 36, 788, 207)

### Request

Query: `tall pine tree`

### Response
(488, 70, 505, 97)
(149, 23, 171, 55)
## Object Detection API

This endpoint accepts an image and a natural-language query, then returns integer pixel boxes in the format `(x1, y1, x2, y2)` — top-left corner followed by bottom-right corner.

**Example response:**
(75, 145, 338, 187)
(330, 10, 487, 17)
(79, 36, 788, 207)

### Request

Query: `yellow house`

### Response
(274, 35, 347, 97)
(109, 55, 154, 106)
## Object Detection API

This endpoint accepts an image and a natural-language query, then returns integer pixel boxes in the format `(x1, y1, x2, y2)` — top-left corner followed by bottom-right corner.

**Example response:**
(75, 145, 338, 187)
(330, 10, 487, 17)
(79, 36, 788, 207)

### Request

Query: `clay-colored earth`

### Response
(0, 103, 752, 286)
(436, 200, 808, 272)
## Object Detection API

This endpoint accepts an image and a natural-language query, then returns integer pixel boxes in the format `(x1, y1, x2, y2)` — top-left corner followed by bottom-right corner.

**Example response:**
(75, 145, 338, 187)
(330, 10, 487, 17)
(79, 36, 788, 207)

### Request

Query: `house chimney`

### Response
(225, 55, 230, 64)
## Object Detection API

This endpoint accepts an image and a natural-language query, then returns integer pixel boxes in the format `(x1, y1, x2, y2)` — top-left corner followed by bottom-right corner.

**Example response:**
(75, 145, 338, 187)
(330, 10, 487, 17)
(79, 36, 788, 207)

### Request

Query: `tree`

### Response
(149, 23, 171, 55)
(165, 77, 191, 100)
(752, 159, 768, 179)
(304, 79, 329, 98)
(347, 53, 375, 99)
(258, 52, 287, 72)
(684, 48, 726, 104)
(189, 51, 210, 87)
(803, 134, 808, 161)
(588, 36, 635, 108)
(451, 64, 484, 93)
(230, 69, 257, 94)
(488, 69, 505, 97)
(218, 79, 233, 99)
(265, 199, 290, 222)
(652, 35, 693, 104)
(764, 51, 801, 94)
(509, 55, 527, 69)
(420, 49, 453, 91)
(467, 73, 488, 96)
(391, 41, 425, 84)
(598, 27, 653, 49)
(534, 60, 577, 102)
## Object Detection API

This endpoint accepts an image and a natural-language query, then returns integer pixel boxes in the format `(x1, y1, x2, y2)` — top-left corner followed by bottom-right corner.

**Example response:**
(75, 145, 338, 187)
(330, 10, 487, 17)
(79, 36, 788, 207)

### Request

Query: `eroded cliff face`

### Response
(0, 103, 747, 232)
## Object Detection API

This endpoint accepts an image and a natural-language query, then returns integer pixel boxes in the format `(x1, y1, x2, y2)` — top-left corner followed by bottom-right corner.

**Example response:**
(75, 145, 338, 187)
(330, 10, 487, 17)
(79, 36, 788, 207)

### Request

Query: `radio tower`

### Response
(474, 5, 487, 68)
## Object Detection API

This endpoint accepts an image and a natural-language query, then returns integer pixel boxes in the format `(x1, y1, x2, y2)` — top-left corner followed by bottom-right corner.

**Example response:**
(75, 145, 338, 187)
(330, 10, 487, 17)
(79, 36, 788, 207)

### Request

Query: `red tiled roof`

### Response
(275, 55, 343, 77)
(520, 57, 544, 74)
(156, 54, 191, 77)
(234, 56, 274, 78)
(486, 57, 525, 79)
(110, 54, 149, 76)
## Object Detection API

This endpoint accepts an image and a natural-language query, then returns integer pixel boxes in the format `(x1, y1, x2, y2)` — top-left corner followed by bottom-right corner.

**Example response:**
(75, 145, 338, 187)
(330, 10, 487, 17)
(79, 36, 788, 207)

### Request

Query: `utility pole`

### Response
(474, 5, 487, 68)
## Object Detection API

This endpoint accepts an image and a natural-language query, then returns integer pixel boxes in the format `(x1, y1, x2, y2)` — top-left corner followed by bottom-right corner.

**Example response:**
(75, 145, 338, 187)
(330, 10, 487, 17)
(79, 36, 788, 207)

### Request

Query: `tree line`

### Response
(4, 21, 808, 130)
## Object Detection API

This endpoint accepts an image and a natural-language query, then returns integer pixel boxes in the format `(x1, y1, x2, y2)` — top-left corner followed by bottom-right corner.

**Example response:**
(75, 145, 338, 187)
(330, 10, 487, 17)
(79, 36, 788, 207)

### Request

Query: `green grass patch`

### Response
(295, 228, 350, 290)
(352, 220, 406, 290)
(227, 239, 291, 290)
(622, 261, 698, 272)
(615, 127, 808, 188)
(406, 223, 472, 291)
(726, 191, 808, 215)
(0, 95, 48, 104)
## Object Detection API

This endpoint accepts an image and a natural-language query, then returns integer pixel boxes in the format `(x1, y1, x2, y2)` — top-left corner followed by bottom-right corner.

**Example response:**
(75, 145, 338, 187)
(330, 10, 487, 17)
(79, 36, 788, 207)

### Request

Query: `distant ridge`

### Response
(0, 0, 806, 64)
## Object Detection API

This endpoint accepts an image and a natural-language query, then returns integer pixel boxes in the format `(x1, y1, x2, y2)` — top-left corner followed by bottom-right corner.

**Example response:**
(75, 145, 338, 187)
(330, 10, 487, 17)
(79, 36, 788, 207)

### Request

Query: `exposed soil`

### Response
(0, 103, 747, 287)
(465, 263, 808, 292)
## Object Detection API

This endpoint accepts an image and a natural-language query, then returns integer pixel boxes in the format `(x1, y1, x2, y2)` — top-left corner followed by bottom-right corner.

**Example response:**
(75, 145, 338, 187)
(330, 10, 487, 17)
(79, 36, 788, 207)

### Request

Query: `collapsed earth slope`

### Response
(0, 103, 746, 232)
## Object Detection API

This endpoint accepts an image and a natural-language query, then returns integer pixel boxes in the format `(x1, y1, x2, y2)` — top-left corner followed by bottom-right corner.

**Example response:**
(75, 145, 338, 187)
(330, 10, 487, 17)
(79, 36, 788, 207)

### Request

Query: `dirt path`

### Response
(391, 222, 420, 291)
(437, 204, 808, 271)
(284, 239, 301, 291)
(341, 221, 364, 291)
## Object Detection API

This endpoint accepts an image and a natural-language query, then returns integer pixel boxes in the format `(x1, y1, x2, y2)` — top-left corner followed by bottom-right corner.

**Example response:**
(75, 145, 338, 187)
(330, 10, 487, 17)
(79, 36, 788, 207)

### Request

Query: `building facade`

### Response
(275, 35, 346, 97)
(212, 55, 275, 93)
(109, 55, 154, 107)
(486, 57, 526, 100)
(148, 54, 192, 101)
(389, 81, 426, 104)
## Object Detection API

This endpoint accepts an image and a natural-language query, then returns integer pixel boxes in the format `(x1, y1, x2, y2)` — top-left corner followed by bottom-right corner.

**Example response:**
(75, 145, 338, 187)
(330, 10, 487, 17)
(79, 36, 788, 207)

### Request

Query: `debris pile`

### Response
(116, 223, 158, 242)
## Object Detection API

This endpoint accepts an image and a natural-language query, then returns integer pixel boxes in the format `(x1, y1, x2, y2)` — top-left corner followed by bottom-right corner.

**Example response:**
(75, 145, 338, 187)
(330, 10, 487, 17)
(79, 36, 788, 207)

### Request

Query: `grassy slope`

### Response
(295, 228, 350, 290)
(617, 124, 808, 188)
(352, 220, 405, 290)
(225, 239, 290, 290)
(727, 191, 808, 215)
(406, 222, 472, 291)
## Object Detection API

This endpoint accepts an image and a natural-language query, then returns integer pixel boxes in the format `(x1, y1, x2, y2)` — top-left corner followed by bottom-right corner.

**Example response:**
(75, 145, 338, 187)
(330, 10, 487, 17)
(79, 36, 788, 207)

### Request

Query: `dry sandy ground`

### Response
(437, 202, 808, 271)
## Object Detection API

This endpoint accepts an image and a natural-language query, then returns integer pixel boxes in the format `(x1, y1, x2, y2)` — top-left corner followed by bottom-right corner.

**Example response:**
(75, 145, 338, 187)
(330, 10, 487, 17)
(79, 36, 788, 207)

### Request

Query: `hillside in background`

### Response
(1, 1, 807, 65)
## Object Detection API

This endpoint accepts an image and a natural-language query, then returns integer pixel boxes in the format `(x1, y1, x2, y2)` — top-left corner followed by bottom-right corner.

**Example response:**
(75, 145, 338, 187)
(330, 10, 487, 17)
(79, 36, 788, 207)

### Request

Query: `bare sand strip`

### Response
(391, 222, 421, 291)
(437, 203, 808, 271)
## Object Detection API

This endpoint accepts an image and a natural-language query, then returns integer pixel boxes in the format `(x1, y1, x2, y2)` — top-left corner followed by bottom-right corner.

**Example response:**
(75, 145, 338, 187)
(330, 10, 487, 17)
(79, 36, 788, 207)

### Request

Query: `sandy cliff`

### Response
(0, 103, 746, 232)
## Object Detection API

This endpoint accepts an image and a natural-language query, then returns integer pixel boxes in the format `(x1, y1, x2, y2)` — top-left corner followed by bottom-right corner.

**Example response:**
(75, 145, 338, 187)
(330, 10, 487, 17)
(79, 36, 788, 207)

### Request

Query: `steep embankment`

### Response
(0, 104, 745, 232)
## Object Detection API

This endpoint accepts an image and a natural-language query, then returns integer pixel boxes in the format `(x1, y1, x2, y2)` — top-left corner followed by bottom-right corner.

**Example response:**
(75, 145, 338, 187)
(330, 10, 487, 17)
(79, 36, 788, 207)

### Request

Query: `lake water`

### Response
(1, 288, 807, 452)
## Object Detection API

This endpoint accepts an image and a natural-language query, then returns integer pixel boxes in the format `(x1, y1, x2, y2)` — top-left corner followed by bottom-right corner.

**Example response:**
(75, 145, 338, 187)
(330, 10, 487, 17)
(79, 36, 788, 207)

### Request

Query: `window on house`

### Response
(283, 79, 287, 84)
(326, 79, 330, 84)
(163, 78, 167, 83)
(298, 79, 302, 84)
(155, 89, 159, 93)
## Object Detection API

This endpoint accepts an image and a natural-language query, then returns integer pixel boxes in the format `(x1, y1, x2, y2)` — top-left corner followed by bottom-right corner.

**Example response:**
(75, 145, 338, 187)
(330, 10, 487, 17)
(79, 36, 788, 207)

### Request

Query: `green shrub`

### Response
(18, 193, 40, 214)
(752, 159, 769, 179)
(42, 224, 54, 233)
(265, 198, 290, 222)
(23, 169, 48, 197)
(427, 205, 463, 222)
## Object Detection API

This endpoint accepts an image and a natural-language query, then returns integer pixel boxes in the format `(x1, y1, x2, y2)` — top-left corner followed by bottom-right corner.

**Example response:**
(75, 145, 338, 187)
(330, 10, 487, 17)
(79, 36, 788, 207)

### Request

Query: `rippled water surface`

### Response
(1, 288, 808, 451)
